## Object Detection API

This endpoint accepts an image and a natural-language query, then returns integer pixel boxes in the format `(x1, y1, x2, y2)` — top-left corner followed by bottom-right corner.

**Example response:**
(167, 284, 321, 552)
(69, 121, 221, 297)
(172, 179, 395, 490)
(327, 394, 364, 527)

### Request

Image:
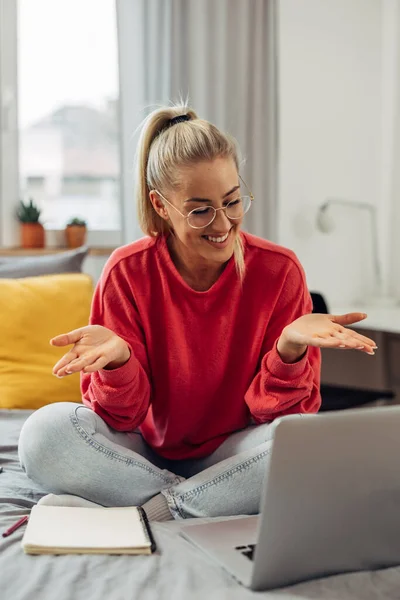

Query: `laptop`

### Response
(180, 406, 400, 591)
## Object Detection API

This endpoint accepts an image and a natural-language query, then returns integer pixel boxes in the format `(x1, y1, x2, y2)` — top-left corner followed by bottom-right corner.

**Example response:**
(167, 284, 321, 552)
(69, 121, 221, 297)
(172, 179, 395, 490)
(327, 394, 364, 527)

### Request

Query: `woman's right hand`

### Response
(50, 325, 131, 377)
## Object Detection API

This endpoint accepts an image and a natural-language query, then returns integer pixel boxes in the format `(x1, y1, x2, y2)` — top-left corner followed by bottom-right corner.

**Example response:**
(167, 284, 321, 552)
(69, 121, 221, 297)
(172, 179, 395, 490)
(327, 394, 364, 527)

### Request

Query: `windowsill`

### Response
(0, 247, 116, 257)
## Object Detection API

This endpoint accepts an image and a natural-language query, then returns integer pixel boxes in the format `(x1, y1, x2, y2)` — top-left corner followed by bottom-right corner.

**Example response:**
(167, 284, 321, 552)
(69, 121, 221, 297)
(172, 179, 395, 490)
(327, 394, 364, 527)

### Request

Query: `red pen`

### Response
(2, 515, 29, 538)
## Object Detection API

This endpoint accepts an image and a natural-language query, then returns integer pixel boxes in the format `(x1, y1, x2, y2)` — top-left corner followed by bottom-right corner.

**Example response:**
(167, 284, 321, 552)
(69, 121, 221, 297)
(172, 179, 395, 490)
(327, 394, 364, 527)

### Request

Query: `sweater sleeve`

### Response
(81, 261, 151, 431)
(244, 259, 321, 422)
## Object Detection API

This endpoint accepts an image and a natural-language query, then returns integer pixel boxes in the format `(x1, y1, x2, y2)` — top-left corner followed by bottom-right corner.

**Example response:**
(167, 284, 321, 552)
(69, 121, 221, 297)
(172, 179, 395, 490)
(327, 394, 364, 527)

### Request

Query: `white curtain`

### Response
(116, 0, 278, 245)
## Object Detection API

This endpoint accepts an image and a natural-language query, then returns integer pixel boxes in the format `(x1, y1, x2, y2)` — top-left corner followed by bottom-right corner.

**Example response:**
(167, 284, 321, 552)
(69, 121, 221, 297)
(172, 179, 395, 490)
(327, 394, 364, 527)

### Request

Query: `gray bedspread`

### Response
(2, 409, 400, 600)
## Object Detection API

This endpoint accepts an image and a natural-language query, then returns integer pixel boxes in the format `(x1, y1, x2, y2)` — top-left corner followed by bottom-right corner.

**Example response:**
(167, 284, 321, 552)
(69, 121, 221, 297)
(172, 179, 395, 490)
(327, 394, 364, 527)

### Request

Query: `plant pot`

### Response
(65, 225, 87, 249)
(20, 223, 45, 248)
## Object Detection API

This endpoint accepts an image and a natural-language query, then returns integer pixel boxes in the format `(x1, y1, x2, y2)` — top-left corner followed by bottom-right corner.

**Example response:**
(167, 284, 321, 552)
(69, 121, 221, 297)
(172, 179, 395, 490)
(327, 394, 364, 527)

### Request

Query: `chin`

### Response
(200, 236, 235, 262)
(211, 244, 234, 258)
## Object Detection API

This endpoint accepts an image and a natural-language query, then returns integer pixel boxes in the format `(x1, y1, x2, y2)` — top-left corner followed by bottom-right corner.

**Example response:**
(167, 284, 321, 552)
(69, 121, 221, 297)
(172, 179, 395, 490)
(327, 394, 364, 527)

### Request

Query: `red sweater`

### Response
(81, 232, 321, 460)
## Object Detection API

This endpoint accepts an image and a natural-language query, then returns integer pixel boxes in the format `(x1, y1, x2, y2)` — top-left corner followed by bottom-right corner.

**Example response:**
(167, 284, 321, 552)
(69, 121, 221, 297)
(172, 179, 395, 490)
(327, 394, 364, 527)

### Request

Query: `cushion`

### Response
(0, 273, 93, 409)
(0, 246, 88, 278)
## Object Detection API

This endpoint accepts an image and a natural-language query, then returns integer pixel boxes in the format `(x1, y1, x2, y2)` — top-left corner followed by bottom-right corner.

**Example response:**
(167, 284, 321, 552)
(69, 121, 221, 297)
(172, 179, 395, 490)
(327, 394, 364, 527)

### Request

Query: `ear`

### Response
(149, 190, 169, 221)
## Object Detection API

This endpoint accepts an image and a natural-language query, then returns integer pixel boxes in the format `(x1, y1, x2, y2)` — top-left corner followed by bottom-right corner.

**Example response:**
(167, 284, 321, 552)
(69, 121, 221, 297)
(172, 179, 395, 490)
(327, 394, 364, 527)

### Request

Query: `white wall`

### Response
(387, 2, 400, 299)
(277, 0, 384, 306)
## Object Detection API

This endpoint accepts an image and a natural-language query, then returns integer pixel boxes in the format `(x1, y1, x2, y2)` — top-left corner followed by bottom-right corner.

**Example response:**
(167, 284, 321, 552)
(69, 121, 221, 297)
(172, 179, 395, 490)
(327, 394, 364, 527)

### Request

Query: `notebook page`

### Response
(23, 505, 150, 549)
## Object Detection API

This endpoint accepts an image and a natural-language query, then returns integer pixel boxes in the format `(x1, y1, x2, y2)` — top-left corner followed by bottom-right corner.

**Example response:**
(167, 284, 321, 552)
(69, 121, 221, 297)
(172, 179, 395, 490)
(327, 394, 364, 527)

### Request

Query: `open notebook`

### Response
(21, 505, 156, 555)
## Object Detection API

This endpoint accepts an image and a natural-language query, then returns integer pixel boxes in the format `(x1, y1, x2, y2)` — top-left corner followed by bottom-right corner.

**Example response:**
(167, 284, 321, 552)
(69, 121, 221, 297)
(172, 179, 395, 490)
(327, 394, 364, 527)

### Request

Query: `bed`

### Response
(2, 409, 400, 600)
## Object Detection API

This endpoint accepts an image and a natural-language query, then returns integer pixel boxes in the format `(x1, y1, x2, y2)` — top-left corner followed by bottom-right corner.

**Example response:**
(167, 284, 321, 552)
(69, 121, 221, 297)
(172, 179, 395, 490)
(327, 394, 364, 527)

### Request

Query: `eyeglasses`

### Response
(154, 177, 254, 230)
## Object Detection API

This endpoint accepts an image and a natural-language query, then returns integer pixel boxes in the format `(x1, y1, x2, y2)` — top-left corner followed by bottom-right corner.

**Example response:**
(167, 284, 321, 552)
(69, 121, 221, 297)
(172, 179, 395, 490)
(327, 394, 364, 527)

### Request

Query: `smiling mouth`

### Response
(202, 230, 231, 243)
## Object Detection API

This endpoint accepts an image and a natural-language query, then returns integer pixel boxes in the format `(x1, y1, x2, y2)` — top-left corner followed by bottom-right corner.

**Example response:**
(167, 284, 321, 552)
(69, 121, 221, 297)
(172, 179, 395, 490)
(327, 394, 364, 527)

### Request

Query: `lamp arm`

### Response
(321, 198, 375, 213)
(321, 198, 382, 289)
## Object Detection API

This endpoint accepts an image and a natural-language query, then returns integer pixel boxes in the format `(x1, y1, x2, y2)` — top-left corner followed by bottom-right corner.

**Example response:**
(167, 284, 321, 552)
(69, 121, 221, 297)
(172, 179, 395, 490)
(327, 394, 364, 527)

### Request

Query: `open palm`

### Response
(282, 312, 377, 355)
(51, 325, 131, 377)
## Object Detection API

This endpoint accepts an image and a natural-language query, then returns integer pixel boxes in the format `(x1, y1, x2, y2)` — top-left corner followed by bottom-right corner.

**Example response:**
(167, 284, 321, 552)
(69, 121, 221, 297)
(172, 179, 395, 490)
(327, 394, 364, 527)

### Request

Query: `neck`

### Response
(167, 235, 227, 291)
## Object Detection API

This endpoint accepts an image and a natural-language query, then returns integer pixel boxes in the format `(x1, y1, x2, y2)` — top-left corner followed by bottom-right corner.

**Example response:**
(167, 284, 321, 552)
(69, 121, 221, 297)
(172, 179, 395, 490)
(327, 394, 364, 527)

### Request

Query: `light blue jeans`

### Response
(18, 402, 292, 519)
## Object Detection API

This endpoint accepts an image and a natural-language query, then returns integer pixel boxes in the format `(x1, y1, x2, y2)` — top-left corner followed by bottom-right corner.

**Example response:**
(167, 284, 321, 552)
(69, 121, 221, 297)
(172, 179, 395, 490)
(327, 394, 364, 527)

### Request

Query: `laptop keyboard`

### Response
(235, 544, 256, 561)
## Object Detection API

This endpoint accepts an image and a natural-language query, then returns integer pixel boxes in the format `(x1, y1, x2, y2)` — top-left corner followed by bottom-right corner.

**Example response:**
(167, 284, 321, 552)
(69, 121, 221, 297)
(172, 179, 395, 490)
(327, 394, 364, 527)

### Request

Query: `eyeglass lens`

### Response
(187, 196, 252, 228)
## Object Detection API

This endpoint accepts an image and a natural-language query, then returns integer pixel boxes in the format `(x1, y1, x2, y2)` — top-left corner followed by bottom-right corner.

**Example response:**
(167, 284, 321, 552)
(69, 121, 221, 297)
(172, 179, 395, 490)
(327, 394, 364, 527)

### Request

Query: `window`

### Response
(18, 0, 121, 232)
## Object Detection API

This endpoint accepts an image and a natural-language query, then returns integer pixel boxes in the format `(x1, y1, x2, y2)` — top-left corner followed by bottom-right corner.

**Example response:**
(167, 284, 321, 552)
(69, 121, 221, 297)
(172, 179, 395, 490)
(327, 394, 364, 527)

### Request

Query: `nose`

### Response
(212, 207, 231, 230)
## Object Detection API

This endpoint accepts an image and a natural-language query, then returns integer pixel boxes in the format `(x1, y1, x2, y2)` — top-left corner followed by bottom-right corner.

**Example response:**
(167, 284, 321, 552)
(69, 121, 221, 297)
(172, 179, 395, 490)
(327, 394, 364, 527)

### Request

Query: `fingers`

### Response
(348, 331, 376, 347)
(311, 332, 376, 354)
(82, 357, 111, 373)
(50, 328, 84, 347)
(330, 312, 368, 326)
(328, 313, 377, 353)
(55, 352, 98, 377)
(333, 330, 377, 352)
(54, 353, 110, 377)
(331, 332, 375, 354)
(310, 336, 364, 351)
(52, 351, 78, 375)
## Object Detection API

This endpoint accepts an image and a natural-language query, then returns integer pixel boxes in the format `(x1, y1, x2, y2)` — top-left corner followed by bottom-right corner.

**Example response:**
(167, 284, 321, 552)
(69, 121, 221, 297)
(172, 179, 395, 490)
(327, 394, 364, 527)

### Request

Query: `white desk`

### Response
(321, 305, 400, 403)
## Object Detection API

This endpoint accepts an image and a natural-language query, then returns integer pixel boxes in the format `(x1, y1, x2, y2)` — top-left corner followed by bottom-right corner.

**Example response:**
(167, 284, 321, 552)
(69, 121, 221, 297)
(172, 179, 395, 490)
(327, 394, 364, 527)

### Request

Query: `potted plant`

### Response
(16, 199, 45, 248)
(65, 217, 87, 248)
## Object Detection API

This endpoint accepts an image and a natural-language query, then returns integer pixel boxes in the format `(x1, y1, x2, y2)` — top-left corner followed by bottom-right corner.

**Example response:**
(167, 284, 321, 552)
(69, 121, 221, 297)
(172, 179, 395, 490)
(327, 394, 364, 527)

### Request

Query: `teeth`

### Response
(205, 231, 229, 243)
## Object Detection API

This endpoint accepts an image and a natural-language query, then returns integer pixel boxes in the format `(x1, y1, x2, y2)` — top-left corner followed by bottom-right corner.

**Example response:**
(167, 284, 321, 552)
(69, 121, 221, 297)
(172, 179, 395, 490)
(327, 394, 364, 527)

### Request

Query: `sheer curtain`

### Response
(116, 0, 278, 245)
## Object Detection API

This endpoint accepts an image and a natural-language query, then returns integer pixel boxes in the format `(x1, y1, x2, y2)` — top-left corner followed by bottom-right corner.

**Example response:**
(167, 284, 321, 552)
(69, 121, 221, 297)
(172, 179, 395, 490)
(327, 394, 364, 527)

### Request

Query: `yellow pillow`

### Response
(0, 273, 93, 409)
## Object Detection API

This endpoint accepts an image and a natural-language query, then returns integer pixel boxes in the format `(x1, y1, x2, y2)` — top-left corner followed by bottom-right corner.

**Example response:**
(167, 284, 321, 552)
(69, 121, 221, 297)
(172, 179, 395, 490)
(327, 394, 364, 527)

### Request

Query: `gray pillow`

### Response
(0, 246, 88, 278)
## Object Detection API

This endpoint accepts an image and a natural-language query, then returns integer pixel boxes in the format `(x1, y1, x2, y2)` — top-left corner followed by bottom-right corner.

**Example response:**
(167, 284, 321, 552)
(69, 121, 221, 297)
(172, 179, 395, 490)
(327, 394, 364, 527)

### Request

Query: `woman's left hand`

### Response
(277, 312, 377, 364)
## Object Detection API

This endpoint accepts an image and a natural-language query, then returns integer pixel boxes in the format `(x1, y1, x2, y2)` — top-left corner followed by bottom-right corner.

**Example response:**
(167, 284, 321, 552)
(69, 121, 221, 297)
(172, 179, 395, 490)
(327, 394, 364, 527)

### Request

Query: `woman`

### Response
(18, 106, 376, 521)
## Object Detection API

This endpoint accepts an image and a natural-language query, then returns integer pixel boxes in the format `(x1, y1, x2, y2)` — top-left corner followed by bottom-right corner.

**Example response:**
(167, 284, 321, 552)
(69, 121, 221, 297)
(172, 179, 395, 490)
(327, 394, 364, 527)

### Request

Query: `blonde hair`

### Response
(135, 104, 245, 280)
